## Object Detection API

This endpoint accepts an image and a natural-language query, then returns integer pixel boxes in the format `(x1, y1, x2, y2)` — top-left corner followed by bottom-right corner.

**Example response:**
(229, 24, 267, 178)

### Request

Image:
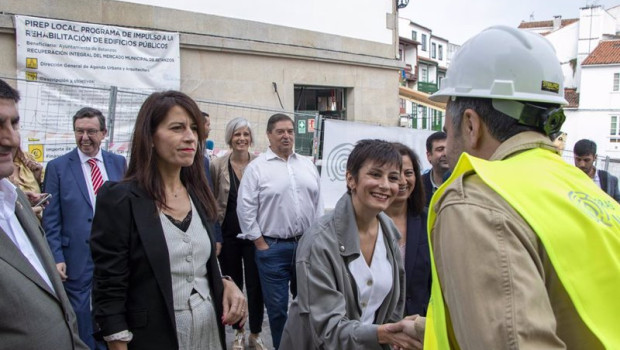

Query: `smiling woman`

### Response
(90, 91, 247, 350)
(281, 139, 422, 350)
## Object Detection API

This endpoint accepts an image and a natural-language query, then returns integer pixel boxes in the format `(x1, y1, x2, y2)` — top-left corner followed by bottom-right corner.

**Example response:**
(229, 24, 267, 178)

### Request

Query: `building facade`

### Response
(519, 4, 620, 165)
(397, 18, 456, 131)
(0, 0, 404, 155)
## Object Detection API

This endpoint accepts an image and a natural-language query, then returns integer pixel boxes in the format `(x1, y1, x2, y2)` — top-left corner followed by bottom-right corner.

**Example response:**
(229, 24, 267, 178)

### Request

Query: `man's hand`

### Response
(216, 242, 222, 257)
(56, 262, 68, 281)
(221, 278, 247, 326)
(253, 236, 269, 251)
(382, 315, 425, 350)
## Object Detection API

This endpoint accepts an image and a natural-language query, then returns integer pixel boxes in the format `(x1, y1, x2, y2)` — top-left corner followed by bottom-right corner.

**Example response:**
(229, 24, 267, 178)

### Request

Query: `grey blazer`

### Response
(280, 193, 405, 350)
(0, 189, 87, 350)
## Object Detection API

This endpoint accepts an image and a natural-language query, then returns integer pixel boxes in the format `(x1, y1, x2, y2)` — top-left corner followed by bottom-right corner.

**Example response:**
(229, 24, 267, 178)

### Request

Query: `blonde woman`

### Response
(210, 117, 265, 349)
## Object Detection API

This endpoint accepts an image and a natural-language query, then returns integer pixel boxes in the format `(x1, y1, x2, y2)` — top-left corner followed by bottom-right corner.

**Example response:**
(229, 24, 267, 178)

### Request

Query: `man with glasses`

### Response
(43, 107, 126, 350)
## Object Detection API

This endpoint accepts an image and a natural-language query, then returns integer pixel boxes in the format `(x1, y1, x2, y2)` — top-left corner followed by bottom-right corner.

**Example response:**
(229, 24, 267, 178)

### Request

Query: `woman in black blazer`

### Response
(385, 143, 431, 317)
(91, 91, 246, 350)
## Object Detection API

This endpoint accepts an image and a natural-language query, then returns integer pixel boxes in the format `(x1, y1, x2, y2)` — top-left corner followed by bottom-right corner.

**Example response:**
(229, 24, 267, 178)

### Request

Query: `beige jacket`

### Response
(431, 132, 603, 349)
(210, 151, 257, 224)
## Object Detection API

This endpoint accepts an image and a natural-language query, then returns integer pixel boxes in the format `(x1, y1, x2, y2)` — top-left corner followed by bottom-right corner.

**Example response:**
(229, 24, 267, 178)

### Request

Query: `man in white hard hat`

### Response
(390, 26, 620, 349)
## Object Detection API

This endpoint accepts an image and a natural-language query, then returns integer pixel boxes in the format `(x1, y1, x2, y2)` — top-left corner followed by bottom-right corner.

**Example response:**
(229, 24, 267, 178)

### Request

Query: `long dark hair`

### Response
(125, 90, 217, 220)
(392, 142, 425, 216)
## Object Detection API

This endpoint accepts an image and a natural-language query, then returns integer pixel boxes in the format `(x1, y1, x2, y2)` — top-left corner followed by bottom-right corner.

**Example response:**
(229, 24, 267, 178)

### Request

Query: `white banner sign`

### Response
(14, 15, 181, 162)
(15, 15, 180, 88)
(321, 119, 436, 209)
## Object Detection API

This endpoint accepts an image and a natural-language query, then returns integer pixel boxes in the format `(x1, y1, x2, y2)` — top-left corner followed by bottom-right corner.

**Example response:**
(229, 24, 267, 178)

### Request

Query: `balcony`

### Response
(404, 64, 417, 81)
(417, 81, 438, 94)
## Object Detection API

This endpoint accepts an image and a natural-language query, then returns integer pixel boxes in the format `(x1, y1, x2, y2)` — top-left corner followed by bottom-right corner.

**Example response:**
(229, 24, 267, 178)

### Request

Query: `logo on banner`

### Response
(28, 144, 44, 162)
(26, 58, 38, 69)
(326, 143, 354, 181)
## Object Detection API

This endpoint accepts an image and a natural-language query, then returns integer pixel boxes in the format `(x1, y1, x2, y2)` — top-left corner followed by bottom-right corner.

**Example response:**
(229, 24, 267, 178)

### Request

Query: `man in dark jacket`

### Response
(573, 139, 620, 202)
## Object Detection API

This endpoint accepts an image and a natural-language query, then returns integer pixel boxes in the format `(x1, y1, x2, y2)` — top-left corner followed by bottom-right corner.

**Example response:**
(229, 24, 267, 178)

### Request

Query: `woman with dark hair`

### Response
(385, 143, 431, 317)
(210, 117, 266, 349)
(91, 90, 246, 350)
(280, 139, 420, 350)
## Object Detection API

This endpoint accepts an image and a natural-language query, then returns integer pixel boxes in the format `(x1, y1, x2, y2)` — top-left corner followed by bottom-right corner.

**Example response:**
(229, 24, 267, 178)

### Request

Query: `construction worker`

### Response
(421, 26, 620, 349)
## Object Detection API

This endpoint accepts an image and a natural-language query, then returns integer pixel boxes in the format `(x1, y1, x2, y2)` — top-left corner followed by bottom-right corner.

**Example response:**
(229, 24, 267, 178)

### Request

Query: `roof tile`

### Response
(582, 40, 620, 65)
(518, 18, 579, 30)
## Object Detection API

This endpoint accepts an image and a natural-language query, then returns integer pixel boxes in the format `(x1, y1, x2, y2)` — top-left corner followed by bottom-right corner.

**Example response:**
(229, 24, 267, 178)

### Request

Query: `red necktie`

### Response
(87, 158, 103, 195)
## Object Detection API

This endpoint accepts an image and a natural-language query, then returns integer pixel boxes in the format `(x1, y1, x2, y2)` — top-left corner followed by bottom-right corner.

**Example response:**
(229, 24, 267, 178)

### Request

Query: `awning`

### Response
(399, 86, 446, 111)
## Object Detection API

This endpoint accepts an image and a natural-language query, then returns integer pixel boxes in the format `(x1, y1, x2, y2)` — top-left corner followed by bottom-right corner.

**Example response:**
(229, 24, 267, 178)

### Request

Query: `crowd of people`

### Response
(1, 24, 619, 350)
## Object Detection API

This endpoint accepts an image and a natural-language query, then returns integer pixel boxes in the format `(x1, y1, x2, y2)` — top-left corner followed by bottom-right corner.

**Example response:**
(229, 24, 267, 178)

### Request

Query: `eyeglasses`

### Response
(74, 129, 101, 136)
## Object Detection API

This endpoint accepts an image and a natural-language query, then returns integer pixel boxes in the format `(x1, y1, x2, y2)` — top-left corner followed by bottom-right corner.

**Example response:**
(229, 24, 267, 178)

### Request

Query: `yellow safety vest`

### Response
(425, 147, 620, 349)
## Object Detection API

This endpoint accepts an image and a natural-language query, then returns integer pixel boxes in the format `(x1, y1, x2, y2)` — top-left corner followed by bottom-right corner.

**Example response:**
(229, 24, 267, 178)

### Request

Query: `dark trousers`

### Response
(218, 235, 264, 334)
(254, 238, 297, 349)
(64, 260, 106, 350)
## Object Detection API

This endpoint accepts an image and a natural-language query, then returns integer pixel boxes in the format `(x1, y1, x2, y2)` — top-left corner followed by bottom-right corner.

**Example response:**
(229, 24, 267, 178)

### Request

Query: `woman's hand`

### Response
(221, 278, 247, 326)
(378, 315, 424, 350)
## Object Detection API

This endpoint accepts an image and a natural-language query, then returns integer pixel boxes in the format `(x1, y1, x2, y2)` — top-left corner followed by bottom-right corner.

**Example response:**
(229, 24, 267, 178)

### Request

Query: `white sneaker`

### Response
(232, 330, 245, 350)
(249, 334, 266, 350)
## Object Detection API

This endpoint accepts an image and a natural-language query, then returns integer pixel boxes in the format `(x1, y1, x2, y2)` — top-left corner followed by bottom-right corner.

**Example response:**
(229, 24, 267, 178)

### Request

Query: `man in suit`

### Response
(0, 78, 88, 350)
(43, 107, 126, 349)
(573, 139, 620, 202)
(202, 110, 222, 255)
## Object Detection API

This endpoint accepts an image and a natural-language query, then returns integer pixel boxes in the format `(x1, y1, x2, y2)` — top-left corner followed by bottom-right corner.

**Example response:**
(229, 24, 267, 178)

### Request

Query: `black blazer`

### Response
(404, 210, 431, 316)
(90, 181, 225, 349)
(598, 169, 620, 202)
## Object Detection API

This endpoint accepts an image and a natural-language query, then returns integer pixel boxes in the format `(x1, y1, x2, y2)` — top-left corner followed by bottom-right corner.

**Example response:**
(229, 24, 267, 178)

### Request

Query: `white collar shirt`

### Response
(237, 147, 323, 240)
(348, 224, 393, 325)
(77, 148, 109, 211)
(0, 178, 55, 292)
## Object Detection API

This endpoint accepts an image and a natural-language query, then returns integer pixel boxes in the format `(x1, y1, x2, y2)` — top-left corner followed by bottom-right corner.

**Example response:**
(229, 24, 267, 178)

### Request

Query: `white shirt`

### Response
(77, 148, 110, 211)
(237, 148, 323, 240)
(348, 224, 393, 325)
(593, 170, 602, 189)
(0, 179, 55, 292)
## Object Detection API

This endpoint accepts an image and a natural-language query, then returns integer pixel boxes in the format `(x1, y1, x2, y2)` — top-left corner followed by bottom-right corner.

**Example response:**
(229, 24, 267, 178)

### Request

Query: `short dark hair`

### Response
(72, 107, 106, 131)
(266, 113, 293, 132)
(346, 139, 402, 194)
(0, 79, 20, 102)
(201, 111, 209, 118)
(425, 131, 447, 153)
(447, 98, 543, 142)
(392, 142, 425, 216)
(573, 139, 597, 156)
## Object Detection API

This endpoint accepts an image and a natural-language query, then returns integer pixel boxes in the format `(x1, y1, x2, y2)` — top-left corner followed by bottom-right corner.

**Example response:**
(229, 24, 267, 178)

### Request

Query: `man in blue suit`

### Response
(43, 107, 126, 350)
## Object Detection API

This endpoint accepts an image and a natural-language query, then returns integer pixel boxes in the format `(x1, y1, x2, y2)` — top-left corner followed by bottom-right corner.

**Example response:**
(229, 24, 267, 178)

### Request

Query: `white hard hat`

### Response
(430, 25, 568, 106)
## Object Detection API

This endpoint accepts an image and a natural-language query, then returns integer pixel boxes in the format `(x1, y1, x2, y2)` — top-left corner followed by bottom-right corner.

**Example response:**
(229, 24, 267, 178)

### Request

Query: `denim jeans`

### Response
(254, 238, 297, 349)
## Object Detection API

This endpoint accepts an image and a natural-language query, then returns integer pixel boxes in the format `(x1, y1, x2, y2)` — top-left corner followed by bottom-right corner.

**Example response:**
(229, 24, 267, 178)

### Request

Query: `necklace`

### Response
(167, 186, 185, 199)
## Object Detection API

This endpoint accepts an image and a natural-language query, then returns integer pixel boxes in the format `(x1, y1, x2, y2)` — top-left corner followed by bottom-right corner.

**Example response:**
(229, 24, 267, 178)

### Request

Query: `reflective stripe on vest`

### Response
(425, 147, 620, 349)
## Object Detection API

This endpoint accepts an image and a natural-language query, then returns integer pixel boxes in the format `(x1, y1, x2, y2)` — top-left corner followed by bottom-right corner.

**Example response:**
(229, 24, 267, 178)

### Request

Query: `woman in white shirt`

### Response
(280, 139, 420, 350)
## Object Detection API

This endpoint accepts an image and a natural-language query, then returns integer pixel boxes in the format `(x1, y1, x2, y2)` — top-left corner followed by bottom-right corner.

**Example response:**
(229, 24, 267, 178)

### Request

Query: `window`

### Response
(612, 116, 620, 142)
(412, 30, 417, 41)
(421, 34, 427, 51)
(431, 43, 436, 58)
(614, 73, 620, 91)
(438, 45, 443, 60)
(420, 65, 428, 82)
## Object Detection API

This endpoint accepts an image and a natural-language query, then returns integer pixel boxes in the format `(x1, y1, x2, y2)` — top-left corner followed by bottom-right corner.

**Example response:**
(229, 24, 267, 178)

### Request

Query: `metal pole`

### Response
(106, 86, 118, 151)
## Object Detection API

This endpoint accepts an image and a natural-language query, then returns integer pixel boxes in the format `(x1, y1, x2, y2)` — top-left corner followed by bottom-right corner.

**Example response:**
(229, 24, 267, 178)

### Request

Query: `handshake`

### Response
(379, 315, 425, 350)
